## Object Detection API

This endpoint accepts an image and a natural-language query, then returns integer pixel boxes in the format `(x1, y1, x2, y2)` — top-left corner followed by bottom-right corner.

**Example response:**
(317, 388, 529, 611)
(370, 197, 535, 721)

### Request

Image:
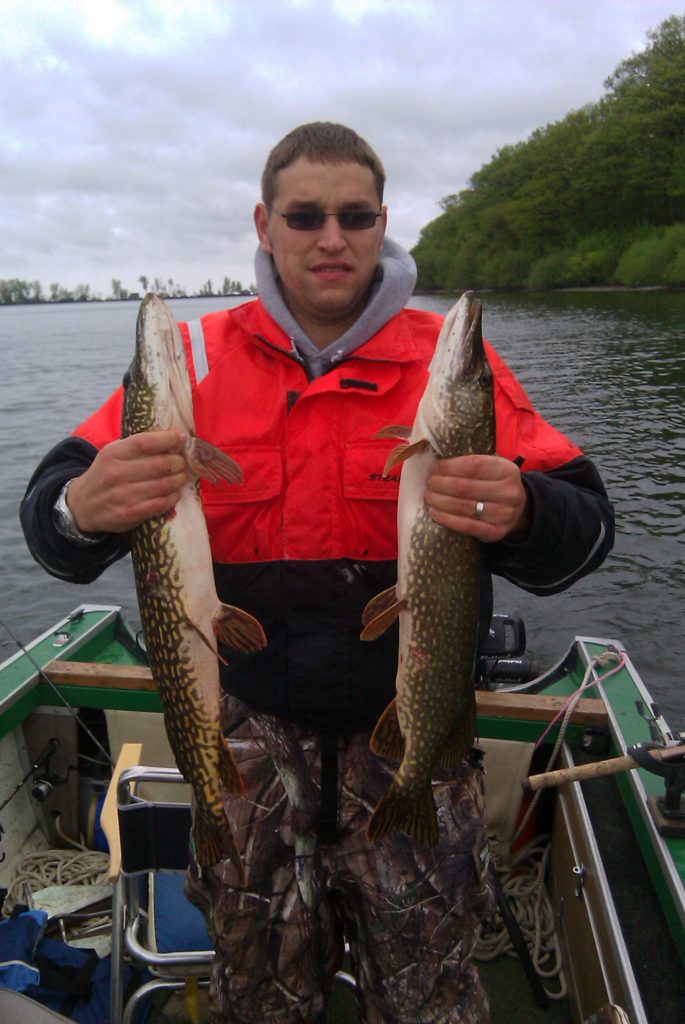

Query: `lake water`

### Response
(2, 292, 684, 729)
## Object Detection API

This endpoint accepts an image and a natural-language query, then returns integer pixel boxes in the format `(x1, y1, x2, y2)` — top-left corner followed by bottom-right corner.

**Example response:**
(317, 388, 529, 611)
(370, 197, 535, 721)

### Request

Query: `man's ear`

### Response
(254, 203, 272, 253)
(379, 205, 388, 248)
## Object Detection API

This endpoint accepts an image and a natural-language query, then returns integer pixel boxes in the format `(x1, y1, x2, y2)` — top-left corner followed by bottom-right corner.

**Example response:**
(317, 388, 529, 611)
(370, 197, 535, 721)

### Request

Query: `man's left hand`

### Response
(425, 454, 531, 542)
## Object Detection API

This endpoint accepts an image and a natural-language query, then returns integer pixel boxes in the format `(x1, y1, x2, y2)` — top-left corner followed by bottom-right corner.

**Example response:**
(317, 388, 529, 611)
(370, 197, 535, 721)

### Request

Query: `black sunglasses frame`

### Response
(270, 208, 383, 231)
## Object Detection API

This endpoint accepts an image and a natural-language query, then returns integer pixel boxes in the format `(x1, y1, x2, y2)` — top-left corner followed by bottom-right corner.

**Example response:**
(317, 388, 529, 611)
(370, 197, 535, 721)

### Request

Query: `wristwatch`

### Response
(53, 479, 104, 544)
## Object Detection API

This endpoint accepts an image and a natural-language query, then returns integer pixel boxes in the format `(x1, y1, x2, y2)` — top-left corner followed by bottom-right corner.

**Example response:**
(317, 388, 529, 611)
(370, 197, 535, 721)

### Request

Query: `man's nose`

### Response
(316, 215, 346, 250)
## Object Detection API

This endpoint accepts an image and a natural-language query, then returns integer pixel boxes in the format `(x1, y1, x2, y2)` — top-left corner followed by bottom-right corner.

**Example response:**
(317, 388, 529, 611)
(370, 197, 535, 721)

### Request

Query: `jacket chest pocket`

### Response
(201, 446, 283, 562)
(342, 442, 400, 560)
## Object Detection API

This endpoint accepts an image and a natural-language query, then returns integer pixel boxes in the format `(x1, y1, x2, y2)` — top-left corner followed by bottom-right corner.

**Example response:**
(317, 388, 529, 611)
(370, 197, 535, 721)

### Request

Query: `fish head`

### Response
(422, 291, 495, 457)
(123, 293, 195, 437)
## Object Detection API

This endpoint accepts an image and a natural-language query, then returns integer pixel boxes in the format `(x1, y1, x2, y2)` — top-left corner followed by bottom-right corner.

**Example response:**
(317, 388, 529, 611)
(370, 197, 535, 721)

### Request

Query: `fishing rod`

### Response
(0, 611, 114, 769)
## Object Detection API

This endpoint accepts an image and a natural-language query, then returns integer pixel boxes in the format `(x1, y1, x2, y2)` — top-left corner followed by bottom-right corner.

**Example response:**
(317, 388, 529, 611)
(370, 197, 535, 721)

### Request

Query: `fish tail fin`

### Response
(369, 699, 405, 762)
(193, 815, 244, 882)
(366, 781, 439, 847)
(439, 690, 477, 770)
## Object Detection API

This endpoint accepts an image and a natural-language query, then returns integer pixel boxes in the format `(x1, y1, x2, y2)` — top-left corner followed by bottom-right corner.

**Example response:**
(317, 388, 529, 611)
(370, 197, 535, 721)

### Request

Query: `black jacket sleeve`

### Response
(482, 455, 615, 595)
(19, 436, 130, 583)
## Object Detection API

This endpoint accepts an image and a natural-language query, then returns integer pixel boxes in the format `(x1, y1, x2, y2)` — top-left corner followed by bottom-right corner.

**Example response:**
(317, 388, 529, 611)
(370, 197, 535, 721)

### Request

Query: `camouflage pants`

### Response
(186, 695, 494, 1024)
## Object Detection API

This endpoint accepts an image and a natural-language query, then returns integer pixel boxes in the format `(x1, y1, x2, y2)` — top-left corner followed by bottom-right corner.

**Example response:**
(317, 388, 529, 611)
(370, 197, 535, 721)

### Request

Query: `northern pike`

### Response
(123, 293, 266, 874)
(361, 291, 495, 846)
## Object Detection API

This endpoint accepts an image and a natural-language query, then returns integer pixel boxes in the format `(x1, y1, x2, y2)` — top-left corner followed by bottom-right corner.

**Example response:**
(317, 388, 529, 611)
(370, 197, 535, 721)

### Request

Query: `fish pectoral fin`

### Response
(360, 590, 407, 641)
(438, 691, 478, 770)
(182, 615, 229, 666)
(367, 781, 439, 847)
(384, 438, 431, 474)
(369, 699, 405, 761)
(214, 604, 267, 654)
(186, 435, 244, 486)
(361, 585, 399, 626)
(374, 424, 412, 441)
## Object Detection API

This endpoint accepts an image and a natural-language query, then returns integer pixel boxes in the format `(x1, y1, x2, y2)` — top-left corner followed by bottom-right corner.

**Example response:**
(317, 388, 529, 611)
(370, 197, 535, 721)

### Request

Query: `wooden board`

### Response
(45, 660, 608, 727)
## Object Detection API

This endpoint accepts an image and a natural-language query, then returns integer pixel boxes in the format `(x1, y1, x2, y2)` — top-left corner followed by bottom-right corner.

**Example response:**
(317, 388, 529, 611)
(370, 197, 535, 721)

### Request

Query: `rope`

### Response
(475, 836, 567, 1000)
(513, 645, 624, 847)
(475, 646, 625, 1000)
(3, 848, 112, 942)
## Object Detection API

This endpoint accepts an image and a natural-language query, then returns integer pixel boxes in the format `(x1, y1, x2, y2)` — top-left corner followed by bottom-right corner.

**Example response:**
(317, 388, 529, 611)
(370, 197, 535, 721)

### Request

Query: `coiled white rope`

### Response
(3, 847, 112, 942)
(475, 836, 567, 1000)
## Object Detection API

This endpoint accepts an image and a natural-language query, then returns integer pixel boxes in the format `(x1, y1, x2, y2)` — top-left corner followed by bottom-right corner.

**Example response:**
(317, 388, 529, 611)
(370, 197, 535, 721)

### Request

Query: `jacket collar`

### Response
(232, 298, 427, 369)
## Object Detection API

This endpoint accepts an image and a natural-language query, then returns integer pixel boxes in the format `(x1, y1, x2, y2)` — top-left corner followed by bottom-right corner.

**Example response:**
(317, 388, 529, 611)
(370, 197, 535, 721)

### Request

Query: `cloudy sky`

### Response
(1, 0, 678, 298)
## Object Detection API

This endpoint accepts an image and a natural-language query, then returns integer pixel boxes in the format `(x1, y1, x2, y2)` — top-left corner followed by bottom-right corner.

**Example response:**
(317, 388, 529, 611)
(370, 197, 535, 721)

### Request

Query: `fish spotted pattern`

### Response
(362, 291, 495, 847)
(124, 294, 266, 875)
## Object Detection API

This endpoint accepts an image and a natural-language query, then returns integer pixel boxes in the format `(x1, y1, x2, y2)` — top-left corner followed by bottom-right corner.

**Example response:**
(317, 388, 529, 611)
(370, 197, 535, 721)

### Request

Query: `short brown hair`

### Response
(261, 122, 385, 207)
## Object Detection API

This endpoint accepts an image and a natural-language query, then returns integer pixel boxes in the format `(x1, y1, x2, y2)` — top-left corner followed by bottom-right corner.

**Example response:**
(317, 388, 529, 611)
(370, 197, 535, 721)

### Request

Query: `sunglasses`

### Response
(271, 208, 383, 231)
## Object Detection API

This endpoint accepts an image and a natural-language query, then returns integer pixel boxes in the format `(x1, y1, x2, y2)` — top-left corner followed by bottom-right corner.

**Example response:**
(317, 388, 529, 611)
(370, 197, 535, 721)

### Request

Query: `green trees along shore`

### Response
(411, 15, 685, 292)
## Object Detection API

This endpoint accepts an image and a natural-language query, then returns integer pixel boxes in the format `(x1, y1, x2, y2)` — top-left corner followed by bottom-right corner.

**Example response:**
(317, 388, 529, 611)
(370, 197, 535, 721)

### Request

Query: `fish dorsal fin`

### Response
(369, 699, 405, 762)
(360, 587, 407, 640)
(438, 690, 477, 770)
(214, 604, 267, 654)
(187, 436, 243, 485)
(193, 814, 244, 881)
(384, 438, 431, 474)
(218, 733, 246, 796)
(374, 424, 412, 441)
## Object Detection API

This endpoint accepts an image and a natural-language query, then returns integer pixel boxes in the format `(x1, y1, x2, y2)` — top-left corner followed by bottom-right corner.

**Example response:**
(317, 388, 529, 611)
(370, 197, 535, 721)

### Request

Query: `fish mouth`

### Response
(128, 293, 195, 434)
(429, 291, 485, 385)
(462, 296, 484, 379)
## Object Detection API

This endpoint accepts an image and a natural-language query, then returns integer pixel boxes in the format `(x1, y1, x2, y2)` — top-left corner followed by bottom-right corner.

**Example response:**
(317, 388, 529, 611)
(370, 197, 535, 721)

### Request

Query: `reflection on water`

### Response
(2, 292, 684, 727)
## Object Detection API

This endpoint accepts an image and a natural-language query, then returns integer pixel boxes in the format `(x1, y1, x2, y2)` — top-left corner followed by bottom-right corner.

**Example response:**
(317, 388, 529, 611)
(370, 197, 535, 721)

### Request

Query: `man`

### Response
(21, 122, 614, 1023)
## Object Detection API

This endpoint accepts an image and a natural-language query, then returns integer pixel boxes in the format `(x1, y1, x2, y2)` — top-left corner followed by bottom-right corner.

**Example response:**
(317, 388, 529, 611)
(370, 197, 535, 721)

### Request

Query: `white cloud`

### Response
(0, 0, 677, 296)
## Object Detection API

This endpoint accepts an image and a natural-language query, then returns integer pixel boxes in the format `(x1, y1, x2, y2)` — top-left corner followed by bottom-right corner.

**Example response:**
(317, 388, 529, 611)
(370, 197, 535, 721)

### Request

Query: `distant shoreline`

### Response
(3, 284, 683, 308)
(0, 292, 257, 307)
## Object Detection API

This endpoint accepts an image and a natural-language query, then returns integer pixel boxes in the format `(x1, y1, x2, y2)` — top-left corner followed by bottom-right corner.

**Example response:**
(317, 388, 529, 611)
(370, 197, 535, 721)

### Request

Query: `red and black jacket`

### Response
(21, 300, 614, 734)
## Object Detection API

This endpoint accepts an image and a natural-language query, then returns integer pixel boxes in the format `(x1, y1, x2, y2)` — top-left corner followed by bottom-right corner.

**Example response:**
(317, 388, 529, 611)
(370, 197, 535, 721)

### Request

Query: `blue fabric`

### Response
(26, 940, 145, 1024)
(0, 910, 47, 991)
(152, 872, 212, 953)
(93, 792, 109, 853)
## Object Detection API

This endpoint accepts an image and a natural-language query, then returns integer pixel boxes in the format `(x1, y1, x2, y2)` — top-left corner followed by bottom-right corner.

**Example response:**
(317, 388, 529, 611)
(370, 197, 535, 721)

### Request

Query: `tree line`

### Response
(411, 15, 685, 291)
(0, 275, 255, 306)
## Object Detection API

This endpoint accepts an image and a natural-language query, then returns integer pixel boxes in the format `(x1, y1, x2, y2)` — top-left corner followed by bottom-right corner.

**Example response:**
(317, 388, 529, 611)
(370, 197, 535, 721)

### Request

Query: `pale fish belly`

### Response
(131, 484, 244, 874)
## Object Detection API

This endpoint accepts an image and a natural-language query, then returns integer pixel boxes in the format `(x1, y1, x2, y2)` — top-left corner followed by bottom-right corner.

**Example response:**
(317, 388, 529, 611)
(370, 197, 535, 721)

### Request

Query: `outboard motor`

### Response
(476, 614, 539, 689)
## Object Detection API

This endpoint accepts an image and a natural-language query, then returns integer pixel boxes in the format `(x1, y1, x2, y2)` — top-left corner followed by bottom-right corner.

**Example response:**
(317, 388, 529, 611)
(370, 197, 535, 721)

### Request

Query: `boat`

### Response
(0, 603, 683, 1023)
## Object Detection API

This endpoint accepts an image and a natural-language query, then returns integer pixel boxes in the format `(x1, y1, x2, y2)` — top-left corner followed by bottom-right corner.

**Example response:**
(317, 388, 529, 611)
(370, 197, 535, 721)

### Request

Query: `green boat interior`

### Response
(0, 605, 683, 1023)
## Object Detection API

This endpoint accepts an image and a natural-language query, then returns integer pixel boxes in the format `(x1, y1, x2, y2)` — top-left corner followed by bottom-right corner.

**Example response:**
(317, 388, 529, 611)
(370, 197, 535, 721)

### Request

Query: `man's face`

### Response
(254, 157, 387, 348)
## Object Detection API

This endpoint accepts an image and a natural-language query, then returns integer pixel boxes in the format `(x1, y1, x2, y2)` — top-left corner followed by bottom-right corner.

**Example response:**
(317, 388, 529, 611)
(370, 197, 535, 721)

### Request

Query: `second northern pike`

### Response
(361, 291, 495, 846)
(123, 294, 266, 875)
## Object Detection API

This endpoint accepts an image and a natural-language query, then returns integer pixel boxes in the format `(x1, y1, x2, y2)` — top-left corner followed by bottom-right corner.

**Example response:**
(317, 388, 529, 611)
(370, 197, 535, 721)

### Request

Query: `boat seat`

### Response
(0, 988, 74, 1024)
(100, 743, 214, 1024)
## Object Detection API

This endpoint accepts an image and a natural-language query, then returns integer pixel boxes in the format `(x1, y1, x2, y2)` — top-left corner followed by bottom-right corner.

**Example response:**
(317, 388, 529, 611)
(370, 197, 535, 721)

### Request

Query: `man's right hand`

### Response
(66, 430, 189, 534)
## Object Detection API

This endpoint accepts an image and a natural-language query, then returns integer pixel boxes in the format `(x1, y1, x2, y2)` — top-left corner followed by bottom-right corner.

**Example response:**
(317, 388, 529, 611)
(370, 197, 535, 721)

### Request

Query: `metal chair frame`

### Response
(104, 754, 214, 1024)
